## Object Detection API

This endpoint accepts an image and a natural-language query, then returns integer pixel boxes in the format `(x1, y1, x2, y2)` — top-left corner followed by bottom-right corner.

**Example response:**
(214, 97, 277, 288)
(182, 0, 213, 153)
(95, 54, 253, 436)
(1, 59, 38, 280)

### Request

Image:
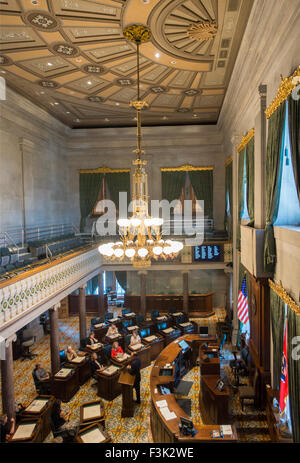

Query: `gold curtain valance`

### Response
(237, 128, 255, 152)
(269, 279, 300, 316)
(161, 165, 214, 172)
(225, 156, 233, 167)
(78, 167, 131, 174)
(265, 65, 300, 119)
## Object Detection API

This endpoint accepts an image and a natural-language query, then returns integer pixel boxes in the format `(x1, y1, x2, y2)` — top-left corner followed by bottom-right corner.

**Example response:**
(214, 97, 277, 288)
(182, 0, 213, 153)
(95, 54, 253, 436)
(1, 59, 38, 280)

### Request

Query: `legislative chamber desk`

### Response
(52, 367, 79, 402)
(96, 364, 122, 401)
(150, 335, 237, 443)
(124, 293, 214, 316)
(127, 342, 151, 368)
(142, 334, 165, 361)
(9, 418, 43, 443)
(20, 395, 55, 441)
(199, 375, 231, 425)
(65, 355, 91, 385)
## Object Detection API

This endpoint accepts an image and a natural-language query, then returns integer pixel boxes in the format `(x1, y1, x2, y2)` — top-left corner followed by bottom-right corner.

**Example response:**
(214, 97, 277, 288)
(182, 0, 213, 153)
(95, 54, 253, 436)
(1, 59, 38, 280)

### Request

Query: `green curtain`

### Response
(115, 271, 127, 291)
(288, 95, 300, 201)
(189, 170, 213, 219)
(106, 172, 131, 209)
(224, 161, 233, 238)
(264, 101, 286, 273)
(86, 276, 99, 295)
(287, 306, 300, 442)
(161, 171, 186, 203)
(246, 137, 255, 225)
(237, 147, 246, 250)
(270, 288, 285, 390)
(79, 173, 104, 232)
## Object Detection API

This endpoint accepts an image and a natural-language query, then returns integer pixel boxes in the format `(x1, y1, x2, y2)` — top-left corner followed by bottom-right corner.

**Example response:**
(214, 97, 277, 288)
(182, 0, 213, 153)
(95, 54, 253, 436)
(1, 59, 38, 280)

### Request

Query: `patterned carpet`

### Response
(0, 310, 270, 443)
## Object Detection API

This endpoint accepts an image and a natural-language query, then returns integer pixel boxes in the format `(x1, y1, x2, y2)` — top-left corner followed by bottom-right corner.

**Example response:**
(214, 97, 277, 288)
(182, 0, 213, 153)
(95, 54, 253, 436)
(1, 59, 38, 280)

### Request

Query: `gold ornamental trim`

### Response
(187, 20, 218, 42)
(265, 65, 300, 119)
(79, 167, 130, 174)
(237, 128, 255, 152)
(269, 279, 300, 316)
(123, 24, 151, 44)
(161, 165, 214, 172)
(225, 156, 233, 167)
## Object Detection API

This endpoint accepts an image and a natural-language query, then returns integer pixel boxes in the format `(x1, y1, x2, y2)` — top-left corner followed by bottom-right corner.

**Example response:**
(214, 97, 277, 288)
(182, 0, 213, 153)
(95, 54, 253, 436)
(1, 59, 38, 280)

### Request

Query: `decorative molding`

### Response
(19, 138, 35, 150)
(78, 167, 131, 174)
(5, 334, 17, 347)
(187, 20, 218, 42)
(161, 165, 214, 172)
(225, 156, 233, 167)
(269, 279, 300, 316)
(265, 65, 300, 119)
(237, 128, 255, 152)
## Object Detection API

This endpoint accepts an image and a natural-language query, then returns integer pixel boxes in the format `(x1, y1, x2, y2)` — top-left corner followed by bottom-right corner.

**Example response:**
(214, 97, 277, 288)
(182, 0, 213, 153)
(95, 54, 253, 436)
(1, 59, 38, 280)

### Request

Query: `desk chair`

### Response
(105, 313, 114, 321)
(21, 337, 37, 360)
(91, 317, 104, 326)
(49, 416, 74, 443)
(32, 370, 51, 395)
(151, 310, 159, 321)
(136, 314, 145, 324)
(238, 369, 259, 410)
(124, 334, 131, 350)
(103, 344, 112, 364)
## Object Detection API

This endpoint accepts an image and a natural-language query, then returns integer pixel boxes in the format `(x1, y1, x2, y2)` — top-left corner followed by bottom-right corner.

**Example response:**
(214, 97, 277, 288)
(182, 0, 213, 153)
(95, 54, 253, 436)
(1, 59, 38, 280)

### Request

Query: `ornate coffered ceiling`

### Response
(0, 0, 253, 128)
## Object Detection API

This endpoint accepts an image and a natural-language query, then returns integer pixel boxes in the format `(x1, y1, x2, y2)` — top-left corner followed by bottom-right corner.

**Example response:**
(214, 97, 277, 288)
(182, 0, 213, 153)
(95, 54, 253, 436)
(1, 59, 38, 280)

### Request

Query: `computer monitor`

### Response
(123, 320, 129, 328)
(140, 328, 150, 338)
(59, 349, 66, 363)
(180, 416, 194, 430)
(158, 322, 167, 331)
(199, 326, 209, 336)
(178, 339, 189, 352)
(179, 416, 196, 436)
(122, 308, 131, 315)
(159, 385, 171, 395)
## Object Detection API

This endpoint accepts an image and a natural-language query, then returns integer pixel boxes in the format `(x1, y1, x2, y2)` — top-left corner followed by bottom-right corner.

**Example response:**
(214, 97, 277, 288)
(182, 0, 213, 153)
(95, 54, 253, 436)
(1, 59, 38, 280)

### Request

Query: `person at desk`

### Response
(51, 399, 79, 438)
(111, 341, 123, 358)
(127, 352, 141, 404)
(130, 330, 141, 347)
(34, 363, 50, 382)
(106, 323, 119, 338)
(0, 415, 15, 443)
(86, 332, 99, 346)
(66, 345, 77, 362)
(90, 352, 104, 377)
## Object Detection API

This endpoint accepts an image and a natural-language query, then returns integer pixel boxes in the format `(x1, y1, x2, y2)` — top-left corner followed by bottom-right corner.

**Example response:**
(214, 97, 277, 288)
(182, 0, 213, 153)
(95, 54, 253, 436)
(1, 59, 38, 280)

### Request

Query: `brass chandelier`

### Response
(98, 24, 183, 267)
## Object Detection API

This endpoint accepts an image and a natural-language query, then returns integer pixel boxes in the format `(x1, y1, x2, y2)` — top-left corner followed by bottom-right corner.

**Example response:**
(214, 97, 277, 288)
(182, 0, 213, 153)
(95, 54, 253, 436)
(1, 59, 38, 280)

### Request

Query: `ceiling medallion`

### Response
(87, 95, 104, 102)
(183, 89, 199, 96)
(116, 78, 134, 86)
(38, 80, 58, 88)
(150, 86, 166, 94)
(51, 42, 80, 57)
(24, 10, 59, 31)
(177, 108, 190, 113)
(0, 55, 12, 66)
(187, 20, 218, 41)
(82, 64, 105, 74)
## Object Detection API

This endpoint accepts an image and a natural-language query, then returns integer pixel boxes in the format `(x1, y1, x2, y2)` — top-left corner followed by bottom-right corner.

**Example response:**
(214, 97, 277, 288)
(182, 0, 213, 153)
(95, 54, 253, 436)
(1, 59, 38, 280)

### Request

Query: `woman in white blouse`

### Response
(130, 329, 141, 346)
(106, 323, 119, 337)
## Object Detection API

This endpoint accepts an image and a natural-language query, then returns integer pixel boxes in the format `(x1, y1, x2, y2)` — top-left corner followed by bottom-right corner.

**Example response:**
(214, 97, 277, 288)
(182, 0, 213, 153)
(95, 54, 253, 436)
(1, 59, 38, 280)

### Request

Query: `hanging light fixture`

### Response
(98, 24, 183, 267)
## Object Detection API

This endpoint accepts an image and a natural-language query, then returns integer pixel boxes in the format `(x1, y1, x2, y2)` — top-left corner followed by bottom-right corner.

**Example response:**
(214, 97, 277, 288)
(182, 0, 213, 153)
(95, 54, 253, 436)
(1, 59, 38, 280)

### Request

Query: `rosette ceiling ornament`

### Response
(98, 25, 183, 268)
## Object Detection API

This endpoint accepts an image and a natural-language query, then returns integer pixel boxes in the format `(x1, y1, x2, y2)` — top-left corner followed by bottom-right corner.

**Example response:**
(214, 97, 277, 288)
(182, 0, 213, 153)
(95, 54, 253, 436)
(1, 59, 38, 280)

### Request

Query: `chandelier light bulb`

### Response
(117, 218, 130, 227)
(114, 248, 124, 258)
(138, 248, 148, 258)
(130, 217, 141, 227)
(151, 218, 164, 226)
(144, 218, 153, 227)
(125, 248, 136, 258)
(153, 246, 163, 256)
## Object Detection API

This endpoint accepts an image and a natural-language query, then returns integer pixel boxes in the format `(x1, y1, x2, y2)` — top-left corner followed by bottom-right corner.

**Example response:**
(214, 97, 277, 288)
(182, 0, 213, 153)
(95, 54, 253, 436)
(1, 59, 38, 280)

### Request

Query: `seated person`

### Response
(111, 341, 123, 359)
(66, 345, 77, 362)
(90, 352, 104, 377)
(106, 323, 119, 338)
(130, 330, 141, 347)
(34, 363, 50, 382)
(51, 399, 79, 439)
(86, 332, 99, 346)
(0, 415, 15, 443)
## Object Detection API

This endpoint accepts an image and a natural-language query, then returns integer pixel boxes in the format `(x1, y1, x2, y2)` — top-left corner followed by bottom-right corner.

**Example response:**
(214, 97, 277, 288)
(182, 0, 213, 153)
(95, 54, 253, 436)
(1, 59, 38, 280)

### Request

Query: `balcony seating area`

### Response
(28, 234, 83, 258)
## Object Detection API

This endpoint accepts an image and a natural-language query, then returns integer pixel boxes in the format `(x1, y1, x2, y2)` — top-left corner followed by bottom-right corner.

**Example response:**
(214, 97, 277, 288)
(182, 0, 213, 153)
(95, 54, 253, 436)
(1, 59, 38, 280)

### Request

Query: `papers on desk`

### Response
(130, 343, 143, 351)
(107, 333, 119, 339)
(11, 422, 36, 440)
(173, 312, 183, 316)
(89, 343, 102, 350)
(162, 327, 174, 334)
(144, 335, 157, 342)
(80, 427, 106, 443)
(102, 365, 119, 375)
(71, 356, 86, 363)
(156, 400, 176, 421)
(109, 318, 119, 323)
(115, 353, 130, 362)
(127, 325, 139, 332)
(83, 403, 101, 421)
(179, 322, 192, 327)
(221, 425, 233, 437)
(55, 368, 72, 378)
(25, 398, 48, 413)
(94, 323, 105, 328)
(156, 316, 167, 321)
(125, 312, 135, 317)
(156, 399, 168, 408)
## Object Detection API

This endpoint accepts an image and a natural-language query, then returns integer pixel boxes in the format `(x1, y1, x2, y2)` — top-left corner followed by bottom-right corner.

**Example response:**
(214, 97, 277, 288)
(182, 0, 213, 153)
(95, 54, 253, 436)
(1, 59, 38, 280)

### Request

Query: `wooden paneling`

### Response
(68, 294, 108, 315)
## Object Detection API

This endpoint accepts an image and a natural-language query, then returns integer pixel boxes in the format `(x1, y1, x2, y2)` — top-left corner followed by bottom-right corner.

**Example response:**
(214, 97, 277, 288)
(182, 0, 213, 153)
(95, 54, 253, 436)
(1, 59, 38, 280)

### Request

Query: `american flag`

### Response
(237, 275, 249, 324)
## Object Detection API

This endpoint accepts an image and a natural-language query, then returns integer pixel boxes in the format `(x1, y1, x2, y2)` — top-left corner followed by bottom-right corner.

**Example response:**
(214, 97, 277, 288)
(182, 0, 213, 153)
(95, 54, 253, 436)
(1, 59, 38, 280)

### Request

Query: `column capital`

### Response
(230, 133, 240, 148)
(138, 270, 148, 276)
(5, 334, 17, 347)
(80, 284, 87, 290)
(50, 303, 61, 312)
(19, 137, 34, 151)
(258, 83, 267, 98)
(181, 270, 190, 275)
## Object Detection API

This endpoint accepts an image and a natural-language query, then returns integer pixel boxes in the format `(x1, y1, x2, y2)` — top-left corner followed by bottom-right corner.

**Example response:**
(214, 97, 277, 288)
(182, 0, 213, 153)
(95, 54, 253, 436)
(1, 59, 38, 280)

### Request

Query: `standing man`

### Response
(127, 352, 141, 404)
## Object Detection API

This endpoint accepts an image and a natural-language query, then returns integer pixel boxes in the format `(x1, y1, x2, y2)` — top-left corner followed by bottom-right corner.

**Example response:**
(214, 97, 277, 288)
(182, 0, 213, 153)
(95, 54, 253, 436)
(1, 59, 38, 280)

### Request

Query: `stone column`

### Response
(1, 335, 17, 419)
(254, 84, 267, 229)
(19, 138, 34, 244)
(79, 285, 87, 342)
(138, 271, 147, 316)
(182, 271, 189, 314)
(231, 134, 240, 346)
(98, 272, 105, 317)
(49, 304, 60, 375)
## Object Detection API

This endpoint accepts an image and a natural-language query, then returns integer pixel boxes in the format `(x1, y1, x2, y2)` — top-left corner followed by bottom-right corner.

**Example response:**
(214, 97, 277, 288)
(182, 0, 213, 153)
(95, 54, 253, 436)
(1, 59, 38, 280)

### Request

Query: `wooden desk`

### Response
(65, 356, 91, 385)
(159, 326, 182, 346)
(178, 321, 198, 335)
(127, 343, 151, 369)
(104, 333, 124, 350)
(93, 324, 108, 341)
(142, 335, 165, 361)
(85, 343, 104, 356)
(199, 375, 231, 425)
(111, 352, 131, 367)
(20, 395, 55, 442)
(118, 370, 135, 418)
(199, 356, 220, 376)
(150, 334, 237, 443)
(80, 399, 105, 429)
(52, 367, 79, 402)
(96, 365, 122, 401)
(9, 418, 43, 443)
(76, 423, 111, 443)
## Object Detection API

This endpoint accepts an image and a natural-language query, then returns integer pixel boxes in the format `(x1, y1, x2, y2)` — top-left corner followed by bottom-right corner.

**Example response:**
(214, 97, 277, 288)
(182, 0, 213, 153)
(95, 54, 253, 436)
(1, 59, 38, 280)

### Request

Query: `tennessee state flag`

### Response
(279, 321, 288, 415)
